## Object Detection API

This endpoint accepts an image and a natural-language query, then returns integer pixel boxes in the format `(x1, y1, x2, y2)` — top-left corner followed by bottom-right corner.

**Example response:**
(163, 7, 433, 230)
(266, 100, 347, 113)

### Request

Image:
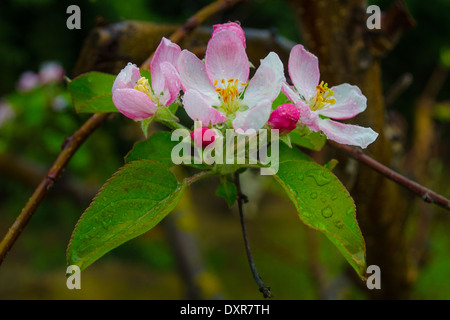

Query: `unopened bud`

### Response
(268, 103, 300, 135)
(190, 127, 216, 148)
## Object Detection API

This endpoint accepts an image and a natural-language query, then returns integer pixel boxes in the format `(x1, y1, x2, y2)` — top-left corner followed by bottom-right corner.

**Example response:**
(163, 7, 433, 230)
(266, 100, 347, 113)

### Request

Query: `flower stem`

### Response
(234, 172, 273, 298)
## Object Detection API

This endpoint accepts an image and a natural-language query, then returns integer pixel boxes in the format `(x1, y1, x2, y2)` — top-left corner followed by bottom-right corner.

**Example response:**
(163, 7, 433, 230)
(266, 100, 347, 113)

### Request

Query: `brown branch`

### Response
(0, 0, 245, 266)
(0, 113, 109, 264)
(234, 172, 273, 299)
(140, 0, 245, 71)
(328, 141, 450, 211)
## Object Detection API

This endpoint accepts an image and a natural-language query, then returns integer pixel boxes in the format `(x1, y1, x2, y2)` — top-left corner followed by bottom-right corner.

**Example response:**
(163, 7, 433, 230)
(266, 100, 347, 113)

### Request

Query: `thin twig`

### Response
(0, 0, 245, 266)
(328, 141, 450, 211)
(234, 172, 273, 298)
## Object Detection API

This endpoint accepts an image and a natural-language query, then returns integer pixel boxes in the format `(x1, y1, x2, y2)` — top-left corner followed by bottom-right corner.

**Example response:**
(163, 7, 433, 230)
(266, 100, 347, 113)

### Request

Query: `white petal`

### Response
(243, 52, 285, 108)
(318, 118, 379, 149)
(178, 50, 219, 106)
(319, 84, 367, 120)
(112, 63, 141, 92)
(281, 82, 301, 104)
(233, 99, 272, 132)
(182, 89, 226, 125)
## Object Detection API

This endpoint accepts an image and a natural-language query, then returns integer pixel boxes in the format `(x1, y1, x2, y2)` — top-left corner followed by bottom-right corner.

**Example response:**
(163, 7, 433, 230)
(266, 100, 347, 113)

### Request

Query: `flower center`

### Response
(310, 81, 336, 111)
(214, 78, 247, 114)
(134, 77, 154, 101)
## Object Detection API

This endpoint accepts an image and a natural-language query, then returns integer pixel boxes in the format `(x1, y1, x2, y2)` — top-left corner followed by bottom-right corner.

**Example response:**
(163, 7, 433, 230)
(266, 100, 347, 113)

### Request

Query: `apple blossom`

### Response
(112, 37, 181, 121)
(282, 44, 378, 149)
(177, 23, 285, 133)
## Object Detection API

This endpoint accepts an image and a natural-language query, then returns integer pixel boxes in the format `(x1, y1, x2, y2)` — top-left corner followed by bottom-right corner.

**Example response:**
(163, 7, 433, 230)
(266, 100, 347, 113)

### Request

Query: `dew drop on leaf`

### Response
(334, 219, 344, 229)
(321, 206, 333, 218)
(310, 192, 318, 199)
(306, 170, 331, 186)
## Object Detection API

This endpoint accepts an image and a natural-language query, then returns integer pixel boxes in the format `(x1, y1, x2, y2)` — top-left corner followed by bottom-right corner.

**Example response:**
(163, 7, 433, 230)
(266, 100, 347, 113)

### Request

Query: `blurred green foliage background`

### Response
(0, 0, 449, 299)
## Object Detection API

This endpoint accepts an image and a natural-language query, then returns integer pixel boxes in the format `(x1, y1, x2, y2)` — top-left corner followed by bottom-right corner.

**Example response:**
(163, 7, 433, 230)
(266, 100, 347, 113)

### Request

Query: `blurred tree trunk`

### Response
(286, 0, 415, 299)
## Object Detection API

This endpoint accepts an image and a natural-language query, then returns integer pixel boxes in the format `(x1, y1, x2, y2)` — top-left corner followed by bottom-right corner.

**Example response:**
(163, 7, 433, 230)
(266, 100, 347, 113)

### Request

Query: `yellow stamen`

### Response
(213, 77, 243, 114)
(311, 81, 336, 111)
(134, 76, 153, 100)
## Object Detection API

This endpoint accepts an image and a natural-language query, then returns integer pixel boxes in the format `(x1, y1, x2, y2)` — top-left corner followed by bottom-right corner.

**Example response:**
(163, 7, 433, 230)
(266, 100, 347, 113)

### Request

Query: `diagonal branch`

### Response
(0, 0, 246, 266)
(0, 113, 109, 264)
(328, 141, 450, 211)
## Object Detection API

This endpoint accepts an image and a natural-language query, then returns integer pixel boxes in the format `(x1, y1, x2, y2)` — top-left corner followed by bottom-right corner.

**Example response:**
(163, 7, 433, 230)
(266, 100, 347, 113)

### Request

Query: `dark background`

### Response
(0, 0, 449, 299)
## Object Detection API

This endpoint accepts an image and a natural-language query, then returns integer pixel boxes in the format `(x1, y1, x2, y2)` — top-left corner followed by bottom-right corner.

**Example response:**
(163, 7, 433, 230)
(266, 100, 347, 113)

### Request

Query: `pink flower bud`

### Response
(190, 127, 216, 148)
(268, 103, 300, 135)
(212, 22, 246, 48)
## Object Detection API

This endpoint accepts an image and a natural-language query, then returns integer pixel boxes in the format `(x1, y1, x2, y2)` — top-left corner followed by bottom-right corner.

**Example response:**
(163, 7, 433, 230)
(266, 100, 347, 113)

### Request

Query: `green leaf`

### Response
(67, 160, 186, 270)
(279, 134, 293, 148)
(273, 144, 367, 279)
(289, 128, 326, 151)
(141, 117, 154, 138)
(324, 159, 339, 171)
(215, 177, 237, 207)
(68, 71, 118, 113)
(271, 91, 289, 110)
(125, 131, 179, 167)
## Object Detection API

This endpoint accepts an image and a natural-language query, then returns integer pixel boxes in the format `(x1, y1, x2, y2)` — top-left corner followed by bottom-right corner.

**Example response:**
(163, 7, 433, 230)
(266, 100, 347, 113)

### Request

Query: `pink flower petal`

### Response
(112, 88, 157, 120)
(233, 99, 272, 132)
(243, 52, 285, 108)
(155, 62, 181, 106)
(318, 118, 378, 149)
(112, 63, 141, 92)
(182, 89, 226, 126)
(212, 22, 246, 48)
(288, 44, 320, 101)
(205, 30, 249, 85)
(177, 50, 219, 106)
(281, 82, 301, 104)
(151, 37, 181, 95)
(319, 83, 367, 120)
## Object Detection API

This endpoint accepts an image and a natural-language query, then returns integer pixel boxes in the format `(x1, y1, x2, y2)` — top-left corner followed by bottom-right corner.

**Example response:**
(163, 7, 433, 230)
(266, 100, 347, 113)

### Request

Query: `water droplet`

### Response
(321, 206, 333, 218)
(310, 192, 318, 199)
(298, 173, 304, 181)
(306, 170, 331, 186)
(334, 219, 344, 229)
